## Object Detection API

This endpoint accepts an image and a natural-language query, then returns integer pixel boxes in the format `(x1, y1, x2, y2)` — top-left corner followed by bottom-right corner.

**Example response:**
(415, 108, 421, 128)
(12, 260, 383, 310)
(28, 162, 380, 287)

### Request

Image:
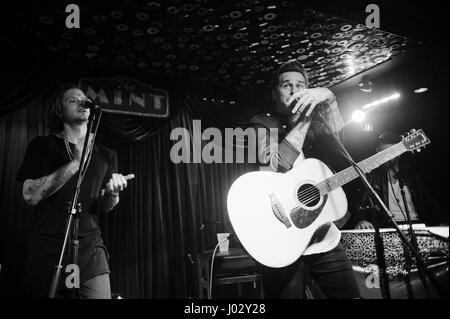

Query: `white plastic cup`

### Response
(217, 233, 230, 252)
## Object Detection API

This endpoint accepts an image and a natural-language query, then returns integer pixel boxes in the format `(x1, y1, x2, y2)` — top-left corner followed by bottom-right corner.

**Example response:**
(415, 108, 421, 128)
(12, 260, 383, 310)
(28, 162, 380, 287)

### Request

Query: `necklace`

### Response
(64, 139, 75, 161)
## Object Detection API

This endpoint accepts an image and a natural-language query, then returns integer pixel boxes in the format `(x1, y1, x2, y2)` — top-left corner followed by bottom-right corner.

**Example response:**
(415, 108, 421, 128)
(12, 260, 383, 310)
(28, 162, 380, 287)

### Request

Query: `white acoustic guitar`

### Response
(227, 129, 430, 268)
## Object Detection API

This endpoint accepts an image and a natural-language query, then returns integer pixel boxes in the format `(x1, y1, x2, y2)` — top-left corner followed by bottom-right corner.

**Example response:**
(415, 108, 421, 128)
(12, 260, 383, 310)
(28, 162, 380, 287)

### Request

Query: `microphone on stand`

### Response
(80, 99, 100, 110)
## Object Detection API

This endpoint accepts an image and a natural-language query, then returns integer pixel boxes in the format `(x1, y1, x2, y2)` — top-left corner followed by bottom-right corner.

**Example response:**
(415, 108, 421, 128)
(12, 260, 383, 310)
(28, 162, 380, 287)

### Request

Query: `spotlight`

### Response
(352, 110, 366, 123)
(414, 88, 428, 93)
(362, 93, 400, 110)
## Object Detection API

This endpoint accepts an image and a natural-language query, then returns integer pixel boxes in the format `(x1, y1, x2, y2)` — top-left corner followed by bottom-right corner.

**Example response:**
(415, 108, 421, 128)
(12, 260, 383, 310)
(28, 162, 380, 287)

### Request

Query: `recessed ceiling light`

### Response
(414, 88, 428, 93)
(358, 78, 373, 93)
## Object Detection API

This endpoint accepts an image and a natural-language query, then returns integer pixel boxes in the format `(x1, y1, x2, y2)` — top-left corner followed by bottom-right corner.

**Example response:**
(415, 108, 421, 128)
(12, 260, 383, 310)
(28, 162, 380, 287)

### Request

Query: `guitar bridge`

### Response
(269, 193, 291, 229)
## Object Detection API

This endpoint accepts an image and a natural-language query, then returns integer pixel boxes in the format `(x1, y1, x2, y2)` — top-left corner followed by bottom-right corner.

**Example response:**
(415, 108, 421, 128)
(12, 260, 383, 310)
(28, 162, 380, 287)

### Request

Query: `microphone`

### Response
(79, 99, 100, 110)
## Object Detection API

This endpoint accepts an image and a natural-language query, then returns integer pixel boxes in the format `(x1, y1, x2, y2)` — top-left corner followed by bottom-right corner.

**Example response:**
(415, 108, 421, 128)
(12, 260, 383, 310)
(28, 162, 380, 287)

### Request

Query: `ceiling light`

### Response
(414, 88, 428, 93)
(358, 80, 372, 93)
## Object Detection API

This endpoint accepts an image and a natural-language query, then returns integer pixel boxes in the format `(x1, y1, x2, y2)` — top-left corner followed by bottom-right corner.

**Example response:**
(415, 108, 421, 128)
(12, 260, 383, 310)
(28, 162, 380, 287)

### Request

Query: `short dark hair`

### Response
(47, 82, 81, 133)
(272, 59, 309, 88)
(377, 131, 402, 146)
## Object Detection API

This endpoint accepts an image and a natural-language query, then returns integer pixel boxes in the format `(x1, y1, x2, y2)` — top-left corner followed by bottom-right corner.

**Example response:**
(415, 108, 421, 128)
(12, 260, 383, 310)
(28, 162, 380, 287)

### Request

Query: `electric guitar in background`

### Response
(227, 129, 430, 268)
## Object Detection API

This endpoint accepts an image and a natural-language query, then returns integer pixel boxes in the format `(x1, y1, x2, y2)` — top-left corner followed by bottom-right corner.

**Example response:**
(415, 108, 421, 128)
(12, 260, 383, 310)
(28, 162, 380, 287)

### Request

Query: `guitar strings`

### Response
(299, 193, 321, 205)
(297, 181, 327, 197)
(297, 166, 353, 201)
(297, 187, 319, 201)
(299, 186, 329, 205)
(296, 184, 325, 203)
(296, 163, 364, 203)
(296, 147, 405, 205)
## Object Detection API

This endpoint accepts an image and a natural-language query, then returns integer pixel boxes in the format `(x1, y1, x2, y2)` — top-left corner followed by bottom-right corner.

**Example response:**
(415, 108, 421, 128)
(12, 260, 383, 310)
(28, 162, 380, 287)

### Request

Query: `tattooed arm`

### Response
(317, 95, 344, 135)
(254, 115, 309, 173)
(284, 119, 312, 159)
(22, 159, 80, 206)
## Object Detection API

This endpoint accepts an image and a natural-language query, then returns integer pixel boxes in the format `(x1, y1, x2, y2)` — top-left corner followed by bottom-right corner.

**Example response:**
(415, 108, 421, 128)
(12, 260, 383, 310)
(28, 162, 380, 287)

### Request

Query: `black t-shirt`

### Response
(16, 135, 118, 296)
(16, 135, 118, 240)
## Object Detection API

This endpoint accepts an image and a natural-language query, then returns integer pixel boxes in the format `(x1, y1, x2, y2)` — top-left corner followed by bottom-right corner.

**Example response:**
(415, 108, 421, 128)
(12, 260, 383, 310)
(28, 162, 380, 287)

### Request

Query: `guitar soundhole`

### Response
(297, 184, 321, 207)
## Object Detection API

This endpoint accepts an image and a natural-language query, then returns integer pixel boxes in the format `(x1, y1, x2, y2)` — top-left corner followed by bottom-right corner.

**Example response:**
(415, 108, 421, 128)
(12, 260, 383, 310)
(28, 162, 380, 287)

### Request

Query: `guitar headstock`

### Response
(401, 129, 431, 153)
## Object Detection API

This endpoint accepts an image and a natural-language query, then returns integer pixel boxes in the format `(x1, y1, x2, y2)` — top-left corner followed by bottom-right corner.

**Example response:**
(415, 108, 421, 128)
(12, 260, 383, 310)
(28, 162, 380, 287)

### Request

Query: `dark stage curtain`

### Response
(0, 59, 57, 118)
(0, 82, 260, 298)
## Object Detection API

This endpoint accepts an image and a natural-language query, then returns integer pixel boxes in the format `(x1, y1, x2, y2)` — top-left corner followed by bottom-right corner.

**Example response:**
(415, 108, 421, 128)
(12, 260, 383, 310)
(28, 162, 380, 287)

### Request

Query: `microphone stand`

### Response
(185, 222, 204, 299)
(398, 177, 431, 297)
(367, 197, 391, 299)
(317, 113, 447, 298)
(48, 106, 102, 298)
(185, 220, 218, 298)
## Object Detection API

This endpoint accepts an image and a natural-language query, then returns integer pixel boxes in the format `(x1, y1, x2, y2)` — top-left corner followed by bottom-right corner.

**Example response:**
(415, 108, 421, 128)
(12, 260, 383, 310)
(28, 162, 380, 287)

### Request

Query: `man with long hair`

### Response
(16, 83, 134, 298)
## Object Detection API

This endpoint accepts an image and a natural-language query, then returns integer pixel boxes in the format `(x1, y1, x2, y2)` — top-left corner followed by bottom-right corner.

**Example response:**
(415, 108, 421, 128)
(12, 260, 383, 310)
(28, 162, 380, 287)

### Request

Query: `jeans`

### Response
(262, 243, 360, 299)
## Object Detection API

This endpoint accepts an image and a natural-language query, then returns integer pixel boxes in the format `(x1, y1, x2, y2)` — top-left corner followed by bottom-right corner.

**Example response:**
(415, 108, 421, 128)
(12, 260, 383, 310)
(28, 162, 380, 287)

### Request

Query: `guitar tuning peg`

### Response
(417, 148, 421, 152)
(410, 129, 416, 133)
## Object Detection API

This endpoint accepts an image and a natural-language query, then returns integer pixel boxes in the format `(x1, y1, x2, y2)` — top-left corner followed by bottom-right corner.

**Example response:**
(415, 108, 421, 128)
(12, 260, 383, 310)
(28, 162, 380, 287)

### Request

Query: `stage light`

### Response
(414, 88, 428, 93)
(352, 110, 366, 123)
(362, 92, 400, 110)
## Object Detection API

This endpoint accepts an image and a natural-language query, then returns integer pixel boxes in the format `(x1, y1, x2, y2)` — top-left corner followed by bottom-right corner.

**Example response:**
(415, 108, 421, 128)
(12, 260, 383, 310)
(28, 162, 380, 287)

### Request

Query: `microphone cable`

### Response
(208, 236, 230, 299)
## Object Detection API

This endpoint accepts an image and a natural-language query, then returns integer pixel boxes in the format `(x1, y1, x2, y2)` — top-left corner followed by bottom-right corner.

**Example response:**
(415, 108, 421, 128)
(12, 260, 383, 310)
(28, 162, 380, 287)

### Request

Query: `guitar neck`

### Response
(317, 143, 406, 194)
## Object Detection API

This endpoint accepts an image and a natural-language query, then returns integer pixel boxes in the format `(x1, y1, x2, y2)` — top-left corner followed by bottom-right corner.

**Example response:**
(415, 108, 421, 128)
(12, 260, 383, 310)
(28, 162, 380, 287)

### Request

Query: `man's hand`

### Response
(288, 88, 335, 121)
(101, 173, 135, 212)
(355, 220, 375, 230)
(104, 173, 135, 197)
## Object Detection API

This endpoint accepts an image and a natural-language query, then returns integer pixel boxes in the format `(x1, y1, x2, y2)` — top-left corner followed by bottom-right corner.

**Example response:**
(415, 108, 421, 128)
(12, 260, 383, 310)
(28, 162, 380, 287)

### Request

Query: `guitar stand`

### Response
(48, 106, 102, 299)
(318, 112, 447, 298)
